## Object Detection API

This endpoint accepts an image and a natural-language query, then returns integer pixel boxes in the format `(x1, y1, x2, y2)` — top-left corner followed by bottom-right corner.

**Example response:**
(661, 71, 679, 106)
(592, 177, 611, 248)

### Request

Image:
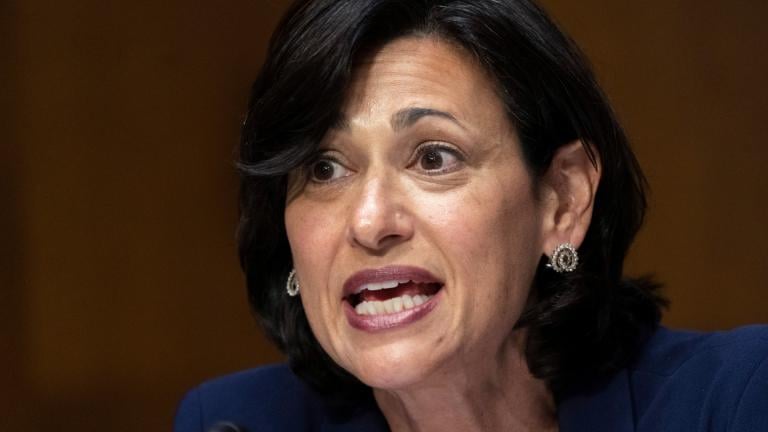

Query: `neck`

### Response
(373, 330, 557, 432)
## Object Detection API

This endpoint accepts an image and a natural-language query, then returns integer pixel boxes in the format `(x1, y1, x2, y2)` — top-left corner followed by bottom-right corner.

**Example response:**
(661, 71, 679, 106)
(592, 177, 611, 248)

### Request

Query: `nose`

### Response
(347, 175, 414, 253)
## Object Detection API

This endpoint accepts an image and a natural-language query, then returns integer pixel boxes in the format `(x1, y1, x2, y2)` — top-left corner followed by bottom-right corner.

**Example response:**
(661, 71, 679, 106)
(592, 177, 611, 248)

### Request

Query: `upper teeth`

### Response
(355, 279, 410, 294)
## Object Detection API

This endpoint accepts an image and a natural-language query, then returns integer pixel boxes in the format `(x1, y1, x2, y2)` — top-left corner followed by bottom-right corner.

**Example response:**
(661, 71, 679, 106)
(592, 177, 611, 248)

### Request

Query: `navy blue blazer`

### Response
(175, 326, 768, 431)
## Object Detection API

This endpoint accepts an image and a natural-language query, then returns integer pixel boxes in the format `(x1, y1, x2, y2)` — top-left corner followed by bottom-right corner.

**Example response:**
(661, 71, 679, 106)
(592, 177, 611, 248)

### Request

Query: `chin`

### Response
(344, 339, 448, 391)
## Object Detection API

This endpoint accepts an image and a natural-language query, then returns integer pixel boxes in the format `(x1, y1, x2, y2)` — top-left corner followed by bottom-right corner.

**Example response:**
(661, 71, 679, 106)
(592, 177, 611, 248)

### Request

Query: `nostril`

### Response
(380, 233, 404, 244)
(351, 232, 408, 253)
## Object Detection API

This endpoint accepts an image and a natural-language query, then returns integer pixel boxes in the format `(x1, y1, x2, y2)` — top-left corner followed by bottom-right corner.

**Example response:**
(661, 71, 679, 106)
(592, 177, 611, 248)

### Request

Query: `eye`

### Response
(414, 143, 465, 174)
(308, 157, 350, 183)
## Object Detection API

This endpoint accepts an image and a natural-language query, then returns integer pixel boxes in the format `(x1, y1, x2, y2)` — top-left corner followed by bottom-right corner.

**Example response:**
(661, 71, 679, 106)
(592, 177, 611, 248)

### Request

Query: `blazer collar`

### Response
(318, 369, 636, 431)
(557, 369, 635, 432)
(320, 391, 389, 432)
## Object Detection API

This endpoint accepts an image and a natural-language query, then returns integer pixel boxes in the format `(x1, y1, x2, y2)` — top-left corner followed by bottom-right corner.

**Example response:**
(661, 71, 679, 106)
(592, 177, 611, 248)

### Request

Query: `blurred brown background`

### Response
(3, 0, 766, 430)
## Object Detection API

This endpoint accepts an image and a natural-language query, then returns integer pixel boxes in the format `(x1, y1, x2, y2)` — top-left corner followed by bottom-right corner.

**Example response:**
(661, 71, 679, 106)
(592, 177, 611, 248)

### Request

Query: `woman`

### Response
(176, 0, 768, 430)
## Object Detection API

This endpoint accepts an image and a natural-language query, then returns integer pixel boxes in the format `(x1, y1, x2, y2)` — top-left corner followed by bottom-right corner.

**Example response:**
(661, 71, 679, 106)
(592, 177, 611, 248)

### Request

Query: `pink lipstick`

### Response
(342, 266, 444, 332)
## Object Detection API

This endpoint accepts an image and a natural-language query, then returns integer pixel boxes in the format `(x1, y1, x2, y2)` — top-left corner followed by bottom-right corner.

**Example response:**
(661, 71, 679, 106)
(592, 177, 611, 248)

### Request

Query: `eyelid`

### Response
(313, 147, 343, 161)
(306, 152, 352, 185)
(414, 141, 467, 159)
(410, 141, 467, 174)
(314, 152, 343, 165)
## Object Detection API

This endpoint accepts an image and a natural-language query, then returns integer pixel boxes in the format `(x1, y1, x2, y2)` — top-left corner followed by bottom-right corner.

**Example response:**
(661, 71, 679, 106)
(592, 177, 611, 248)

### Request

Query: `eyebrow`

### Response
(330, 107, 463, 131)
(391, 107, 462, 131)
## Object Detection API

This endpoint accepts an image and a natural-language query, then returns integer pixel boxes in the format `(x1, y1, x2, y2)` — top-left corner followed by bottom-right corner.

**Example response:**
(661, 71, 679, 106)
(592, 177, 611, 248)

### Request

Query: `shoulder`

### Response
(630, 325, 768, 431)
(173, 364, 387, 432)
(633, 324, 768, 374)
(173, 364, 318, 432)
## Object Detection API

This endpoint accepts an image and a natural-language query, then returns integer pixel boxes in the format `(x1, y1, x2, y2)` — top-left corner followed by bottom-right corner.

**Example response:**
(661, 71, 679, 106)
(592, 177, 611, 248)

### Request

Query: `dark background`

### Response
(3, 0, 767, 430)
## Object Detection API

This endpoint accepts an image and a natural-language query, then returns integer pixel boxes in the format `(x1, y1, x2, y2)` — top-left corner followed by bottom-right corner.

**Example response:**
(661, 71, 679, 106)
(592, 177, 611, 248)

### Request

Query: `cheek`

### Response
(284, 200, 344, 336)
(285, 203, 332, 319)
(285, 201, 338, 274)
(429, 179, 541, 322)
(433, 182, 540, 266)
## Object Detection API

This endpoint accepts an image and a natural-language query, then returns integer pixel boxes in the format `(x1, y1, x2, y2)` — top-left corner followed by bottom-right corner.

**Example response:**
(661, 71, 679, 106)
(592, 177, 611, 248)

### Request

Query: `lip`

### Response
(341, 265, 444, 332)
(342, 265, 443, 298)
(344, 288, 443, 332)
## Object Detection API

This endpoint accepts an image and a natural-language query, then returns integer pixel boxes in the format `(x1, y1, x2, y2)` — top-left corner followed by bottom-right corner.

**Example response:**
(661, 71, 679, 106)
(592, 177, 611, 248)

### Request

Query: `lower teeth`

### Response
(354, 294, 432, 315)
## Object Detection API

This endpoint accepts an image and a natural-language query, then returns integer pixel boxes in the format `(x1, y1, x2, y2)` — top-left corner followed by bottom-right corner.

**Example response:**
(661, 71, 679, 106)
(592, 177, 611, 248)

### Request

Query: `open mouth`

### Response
(345, 280, 443, 316)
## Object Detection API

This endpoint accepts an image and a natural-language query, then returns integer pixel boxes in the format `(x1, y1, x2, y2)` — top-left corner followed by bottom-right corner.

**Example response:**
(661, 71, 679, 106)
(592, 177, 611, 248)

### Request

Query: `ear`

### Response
(539, 140, 601, 257)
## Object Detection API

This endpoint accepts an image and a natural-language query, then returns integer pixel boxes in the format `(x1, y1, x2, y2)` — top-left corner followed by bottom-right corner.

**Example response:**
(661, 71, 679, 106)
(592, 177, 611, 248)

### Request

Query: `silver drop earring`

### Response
(286, 269, 300, 297)
(547, 243, 579, 273)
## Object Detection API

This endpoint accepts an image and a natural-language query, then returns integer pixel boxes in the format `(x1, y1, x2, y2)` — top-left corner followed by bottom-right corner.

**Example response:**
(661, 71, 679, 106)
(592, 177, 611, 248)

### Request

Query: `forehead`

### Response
(341, 36, 507, 128)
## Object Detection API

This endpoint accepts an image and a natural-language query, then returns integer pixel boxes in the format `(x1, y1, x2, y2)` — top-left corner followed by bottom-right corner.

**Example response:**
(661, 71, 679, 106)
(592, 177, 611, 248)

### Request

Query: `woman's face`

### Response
(284, 37, 548, 390)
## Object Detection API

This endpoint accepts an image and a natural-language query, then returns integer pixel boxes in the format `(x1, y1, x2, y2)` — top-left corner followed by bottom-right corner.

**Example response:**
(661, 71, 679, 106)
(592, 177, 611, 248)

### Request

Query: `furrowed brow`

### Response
(330, 107, 463, 131)
(391, 107, 462, 131)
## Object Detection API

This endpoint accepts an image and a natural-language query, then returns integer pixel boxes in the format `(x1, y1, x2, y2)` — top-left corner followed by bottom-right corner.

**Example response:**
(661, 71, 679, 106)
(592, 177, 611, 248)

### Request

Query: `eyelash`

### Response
(306, 154, 349, 184)
(410, 142, 466, 175)
(306, 142, 466, 184)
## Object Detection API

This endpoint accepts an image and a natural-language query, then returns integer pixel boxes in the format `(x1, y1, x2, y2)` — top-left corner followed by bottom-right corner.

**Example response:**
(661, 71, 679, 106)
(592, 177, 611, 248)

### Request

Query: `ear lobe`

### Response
(540, 140, 601, 256)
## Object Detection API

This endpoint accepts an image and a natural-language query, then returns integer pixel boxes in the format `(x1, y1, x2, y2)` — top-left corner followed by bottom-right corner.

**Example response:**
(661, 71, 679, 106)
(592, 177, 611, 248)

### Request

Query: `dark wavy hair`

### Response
(237, 0, 666, 398)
